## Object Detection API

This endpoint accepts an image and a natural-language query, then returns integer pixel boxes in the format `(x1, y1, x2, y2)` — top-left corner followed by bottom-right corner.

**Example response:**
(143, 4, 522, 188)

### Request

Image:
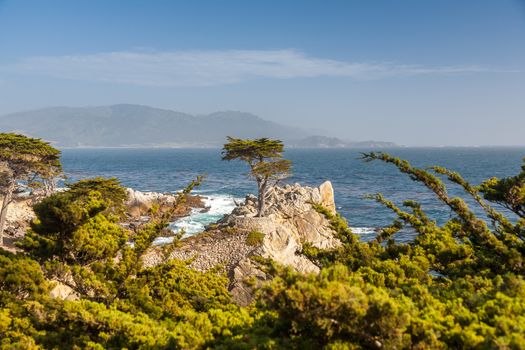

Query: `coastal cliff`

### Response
(145, 181, 341, 305)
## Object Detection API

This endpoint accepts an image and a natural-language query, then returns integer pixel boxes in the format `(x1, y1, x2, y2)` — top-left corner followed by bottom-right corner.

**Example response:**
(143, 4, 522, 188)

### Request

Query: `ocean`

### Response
(60, 147, 525, 242)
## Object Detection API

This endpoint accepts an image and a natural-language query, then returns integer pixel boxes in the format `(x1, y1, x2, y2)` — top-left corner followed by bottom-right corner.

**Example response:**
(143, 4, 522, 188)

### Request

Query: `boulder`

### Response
(125, 188, 176, 214)
(319, 180, 337, 214)
(125, 188, 205, 219)
(3, 198, 35, 238)
(223, 180, 340, 259)
(49, 281, 79, 301)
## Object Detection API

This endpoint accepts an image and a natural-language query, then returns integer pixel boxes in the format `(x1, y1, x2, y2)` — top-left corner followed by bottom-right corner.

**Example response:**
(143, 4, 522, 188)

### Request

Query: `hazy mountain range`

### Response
(0, 104, 397, 148)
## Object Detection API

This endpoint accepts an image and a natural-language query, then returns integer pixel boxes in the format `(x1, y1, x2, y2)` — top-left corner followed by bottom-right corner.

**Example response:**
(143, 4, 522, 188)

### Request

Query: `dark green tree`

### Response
(18, 178, 129, 300)
(222, 137, 291, 216)
(19, 176, 207, 304)
(0, 133, 61, 245)
(478, 158, 525, 218)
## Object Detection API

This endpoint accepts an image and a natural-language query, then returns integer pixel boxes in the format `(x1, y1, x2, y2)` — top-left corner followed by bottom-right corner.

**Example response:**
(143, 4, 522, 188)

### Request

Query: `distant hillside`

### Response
(0, 104, 397, 148)
(289, 135, 398, 148)
(0, 104, 307, 147)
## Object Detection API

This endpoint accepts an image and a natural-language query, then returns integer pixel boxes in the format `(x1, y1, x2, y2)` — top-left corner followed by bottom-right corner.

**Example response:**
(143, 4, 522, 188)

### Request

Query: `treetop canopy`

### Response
(0, 133, 61, 175)
(222, 137, 285, 163)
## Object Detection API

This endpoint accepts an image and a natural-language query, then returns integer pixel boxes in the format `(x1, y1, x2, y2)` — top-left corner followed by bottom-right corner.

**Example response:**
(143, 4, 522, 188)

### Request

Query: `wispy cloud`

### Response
(6, 49, 514, 87)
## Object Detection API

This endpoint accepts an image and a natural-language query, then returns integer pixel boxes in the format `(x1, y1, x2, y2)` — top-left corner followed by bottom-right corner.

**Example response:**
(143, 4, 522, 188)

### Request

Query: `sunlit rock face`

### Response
(2, 198, 35, 239)
(222, 181, 340, 304)
(222, 181, 340, 271)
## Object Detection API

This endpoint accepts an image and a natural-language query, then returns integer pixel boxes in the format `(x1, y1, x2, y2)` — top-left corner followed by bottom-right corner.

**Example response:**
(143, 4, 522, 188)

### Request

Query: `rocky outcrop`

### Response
(3, 198, 35, 238)
(220, 181, 339, 258)
(125, 188, 206, 219)
(126, 188, 178, 210)
(220, 181, 340, 273)
(154, 181, 340, 305)
(222, 181, 340, 304)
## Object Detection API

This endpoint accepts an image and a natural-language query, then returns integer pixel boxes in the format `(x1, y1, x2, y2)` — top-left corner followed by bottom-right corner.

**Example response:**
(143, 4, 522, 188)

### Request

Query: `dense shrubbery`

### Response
(1, 153, 524, 349)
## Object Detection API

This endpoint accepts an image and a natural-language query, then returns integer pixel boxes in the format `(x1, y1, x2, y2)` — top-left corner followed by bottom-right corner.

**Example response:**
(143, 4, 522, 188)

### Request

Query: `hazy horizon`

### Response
(1, 0, 524, 146)
(2, 103, 525, 148)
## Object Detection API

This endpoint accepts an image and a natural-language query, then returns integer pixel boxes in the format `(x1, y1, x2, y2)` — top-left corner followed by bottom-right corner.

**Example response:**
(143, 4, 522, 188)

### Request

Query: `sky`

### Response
(0, 0, 524, 146)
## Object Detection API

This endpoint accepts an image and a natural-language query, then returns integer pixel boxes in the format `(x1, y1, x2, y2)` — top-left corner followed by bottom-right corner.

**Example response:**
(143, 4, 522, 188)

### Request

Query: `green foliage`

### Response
(2, 151, 525, 349)
(20, 178, 128, 266)
(240, 154, 525, 349)
(0, 133, 61, 176)
(0, 174, 258, 349)
(478, 158, 525, 219)
(222, 137, 286, 162)
(67, 177, 128, 215)
(120, 259, 232, 319)
(0, 133, 62, 243)
(0, 251, 49, 303)
(362, 152, 525, 276)
(246, 230, 265, 246)
(255, 264, 416, 349)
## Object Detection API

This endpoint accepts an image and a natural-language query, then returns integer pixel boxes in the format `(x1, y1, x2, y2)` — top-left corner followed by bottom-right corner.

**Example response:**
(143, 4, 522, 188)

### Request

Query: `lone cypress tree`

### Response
(0, 133, 61, 245)
(222, 137, 291, 217)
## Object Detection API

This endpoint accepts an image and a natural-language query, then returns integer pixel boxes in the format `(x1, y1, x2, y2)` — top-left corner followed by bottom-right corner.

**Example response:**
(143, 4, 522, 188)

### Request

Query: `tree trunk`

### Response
(257, 181, 267, 217)
(0, 180, 15, 246)
(43, 177, 57, 197)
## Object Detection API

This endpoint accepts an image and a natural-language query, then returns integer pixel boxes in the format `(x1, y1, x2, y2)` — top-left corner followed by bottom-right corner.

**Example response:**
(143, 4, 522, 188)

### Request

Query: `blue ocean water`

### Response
(60, 148, 525, 241)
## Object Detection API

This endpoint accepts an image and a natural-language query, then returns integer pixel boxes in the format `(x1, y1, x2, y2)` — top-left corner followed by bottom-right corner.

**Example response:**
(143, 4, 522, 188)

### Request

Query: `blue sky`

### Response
(0, 0, 524, 145)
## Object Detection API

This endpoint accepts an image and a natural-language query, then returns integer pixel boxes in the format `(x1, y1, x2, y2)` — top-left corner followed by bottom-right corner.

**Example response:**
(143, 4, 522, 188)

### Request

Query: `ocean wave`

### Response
(350, 227, 379, 235)
(153, 236, 176, 245)
(168, 193, 241, 237)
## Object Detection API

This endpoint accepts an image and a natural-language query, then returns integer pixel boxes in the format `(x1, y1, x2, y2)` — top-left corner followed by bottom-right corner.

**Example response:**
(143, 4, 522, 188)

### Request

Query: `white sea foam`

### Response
(153, 236, 176, 245)
(350, 227, 378, 235)
(153, 193, 241, 245)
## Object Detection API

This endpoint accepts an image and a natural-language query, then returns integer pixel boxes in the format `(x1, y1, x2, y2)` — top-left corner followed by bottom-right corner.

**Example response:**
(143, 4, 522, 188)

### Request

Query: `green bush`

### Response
(246, 230, 265, 246)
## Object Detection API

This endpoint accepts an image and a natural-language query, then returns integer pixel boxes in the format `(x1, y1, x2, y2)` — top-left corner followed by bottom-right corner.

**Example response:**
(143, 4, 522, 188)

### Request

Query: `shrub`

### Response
(246, 230, 265, 246)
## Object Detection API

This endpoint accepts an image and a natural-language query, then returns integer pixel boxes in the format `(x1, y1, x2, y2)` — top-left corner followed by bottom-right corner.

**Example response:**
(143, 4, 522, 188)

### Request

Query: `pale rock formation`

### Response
(125, 188, 177, 217)
(3, 198, 35, 238)
(125, 188, 180, 208)
(223, 181, 340, 304)
(125, 188, 205, 219)
(223, 180, 340, 270)
(49, 281, 79, 301)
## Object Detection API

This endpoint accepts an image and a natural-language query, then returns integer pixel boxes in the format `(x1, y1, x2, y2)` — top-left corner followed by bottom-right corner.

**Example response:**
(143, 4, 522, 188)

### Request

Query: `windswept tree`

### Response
(222, 137, 291, 217)
(0, 133, 61, 245)
(478, 158, 525, 218)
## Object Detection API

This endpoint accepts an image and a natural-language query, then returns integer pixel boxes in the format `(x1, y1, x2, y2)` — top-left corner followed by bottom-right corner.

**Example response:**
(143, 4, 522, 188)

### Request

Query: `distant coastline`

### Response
(0, 104, 397, 148)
